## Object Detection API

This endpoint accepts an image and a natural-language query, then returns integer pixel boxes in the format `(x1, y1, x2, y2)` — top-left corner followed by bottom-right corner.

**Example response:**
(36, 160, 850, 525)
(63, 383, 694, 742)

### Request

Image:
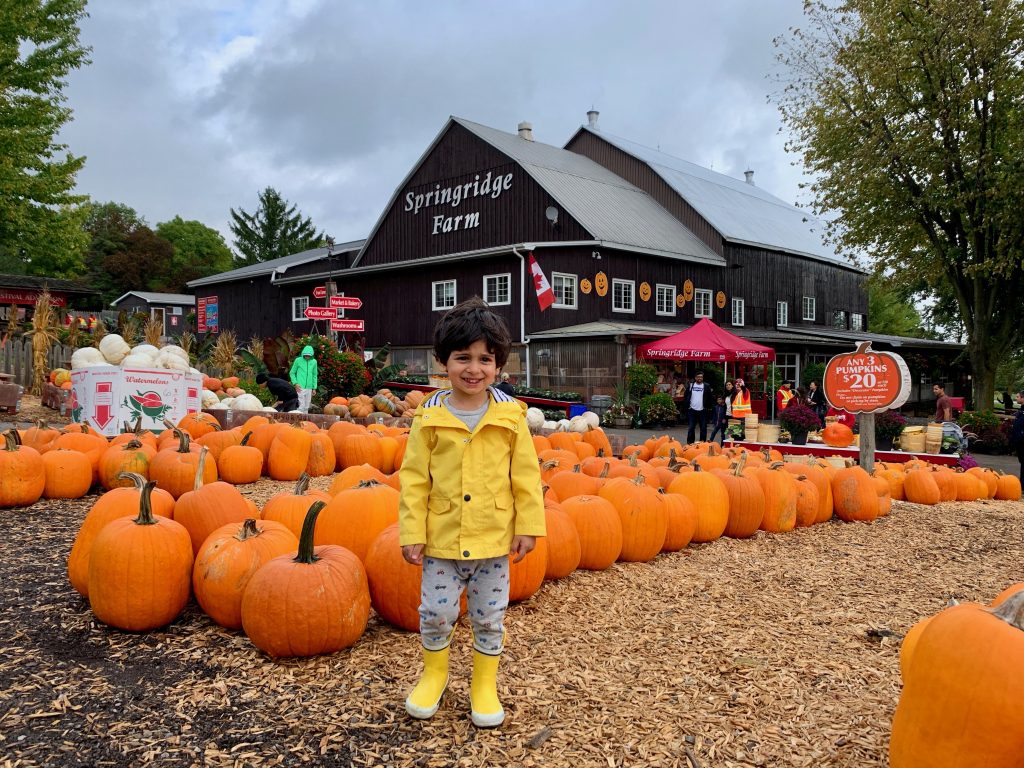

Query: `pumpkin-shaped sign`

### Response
(682, 280, 694, 301)
(580, 278, 592, 295)
(639, 282, 651, 302)
(716, 291, 726, 309)
(823, 341, 912, 413)
(595, 272, 609, 297)
(675, 294, 686, 308)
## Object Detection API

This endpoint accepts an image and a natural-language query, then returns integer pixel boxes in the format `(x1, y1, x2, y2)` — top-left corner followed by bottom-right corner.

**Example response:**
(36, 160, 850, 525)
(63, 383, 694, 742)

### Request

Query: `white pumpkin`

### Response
(98, 334, 131, 365)
(219, 397, 234, 408)
(542, 420, 558, 431)
(159, 344, 189, 362)
(70, 346, 105, 369)
(230, 393, 263, 411)
(206, 401, 228, 410)
(130, 344, 159, 359)
(580, 411, 601, 429)
(200, 389, 220, 408)
(262, 406, 278, 412)
(525, 407, 545, 433)
(568, 415, 590, 433)
(556, 419, 572, 432)
(120, 353, 156, 368)
(156, 351, 190, 371)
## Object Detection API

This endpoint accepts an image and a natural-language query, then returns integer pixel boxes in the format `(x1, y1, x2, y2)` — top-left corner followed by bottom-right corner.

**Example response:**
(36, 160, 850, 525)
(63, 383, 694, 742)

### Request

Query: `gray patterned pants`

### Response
(419, 556, 509, 654)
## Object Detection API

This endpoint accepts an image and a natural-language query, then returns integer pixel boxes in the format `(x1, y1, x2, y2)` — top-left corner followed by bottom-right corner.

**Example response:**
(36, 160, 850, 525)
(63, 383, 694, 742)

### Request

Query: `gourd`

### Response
(70, 346, 106, 369)
(525, 407, 545, 432)
(98, 334, 131, 365)
(240, 501, 371, 658)
(372, 393, 397, 415)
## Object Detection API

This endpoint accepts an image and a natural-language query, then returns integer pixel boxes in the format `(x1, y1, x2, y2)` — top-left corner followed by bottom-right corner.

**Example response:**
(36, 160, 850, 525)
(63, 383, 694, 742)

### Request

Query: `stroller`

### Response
(940, 422, 974, 454)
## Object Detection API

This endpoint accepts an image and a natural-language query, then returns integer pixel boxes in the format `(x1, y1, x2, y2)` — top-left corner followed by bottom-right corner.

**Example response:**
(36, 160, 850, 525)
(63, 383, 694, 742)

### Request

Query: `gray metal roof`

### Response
(111, 291, 195, 306)
(455, 119, 724, 265)
(187, 240, 365, 288)
(772, 326, 962, 350)
(578, 128, 853, 267)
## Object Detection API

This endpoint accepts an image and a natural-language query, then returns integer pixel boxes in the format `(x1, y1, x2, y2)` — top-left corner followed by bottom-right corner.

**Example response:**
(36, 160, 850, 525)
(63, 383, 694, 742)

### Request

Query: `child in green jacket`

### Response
(289, 344, 318, 413)
(399, 297, 545, 727)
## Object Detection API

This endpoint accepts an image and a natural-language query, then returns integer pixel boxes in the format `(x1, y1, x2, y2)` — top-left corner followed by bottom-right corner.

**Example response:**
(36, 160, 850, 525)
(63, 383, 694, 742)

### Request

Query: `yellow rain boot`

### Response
(470, 650, 505, 727)
(405, 645, 450, 719)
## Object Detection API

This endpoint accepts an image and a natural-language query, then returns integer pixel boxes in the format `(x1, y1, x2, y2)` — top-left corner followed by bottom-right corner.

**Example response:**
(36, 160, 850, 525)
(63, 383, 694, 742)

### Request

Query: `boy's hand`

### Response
(402, 544, 424, 565)
(510, 535, 535, 563)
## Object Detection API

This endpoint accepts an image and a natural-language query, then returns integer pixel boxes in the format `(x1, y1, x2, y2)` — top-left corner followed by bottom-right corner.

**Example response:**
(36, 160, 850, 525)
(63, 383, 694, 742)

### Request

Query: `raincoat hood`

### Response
(301, 345, 314, 357)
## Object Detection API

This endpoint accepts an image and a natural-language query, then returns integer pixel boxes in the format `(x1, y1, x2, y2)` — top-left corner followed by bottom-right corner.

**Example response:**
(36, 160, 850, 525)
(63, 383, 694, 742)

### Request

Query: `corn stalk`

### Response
(144, 317, 163, 347)
(92, 318, 108, 344)
(29, 291, 59, 396)
(178, 331, 194, 358)
(211, 330, 238, 376)
(119, 316, 139, 346)
(64, 315, 81, 349)
(6, 304, 19, 337)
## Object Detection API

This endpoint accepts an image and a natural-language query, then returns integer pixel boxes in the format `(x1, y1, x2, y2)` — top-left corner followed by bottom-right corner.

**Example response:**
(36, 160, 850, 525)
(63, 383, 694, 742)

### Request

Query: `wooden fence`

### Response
(0, 338, 74, 390)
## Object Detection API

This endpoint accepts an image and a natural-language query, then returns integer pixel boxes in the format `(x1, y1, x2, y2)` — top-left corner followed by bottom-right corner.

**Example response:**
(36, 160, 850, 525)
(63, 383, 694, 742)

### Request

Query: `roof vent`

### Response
(517, 121, 533, 141)
(587, 109, 599, 129)
(744, 169, 755, 185)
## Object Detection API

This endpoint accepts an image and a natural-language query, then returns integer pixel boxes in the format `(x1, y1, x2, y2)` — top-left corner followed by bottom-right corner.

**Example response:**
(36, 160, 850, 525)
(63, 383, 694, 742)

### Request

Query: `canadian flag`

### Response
(528, 253, 555, 311)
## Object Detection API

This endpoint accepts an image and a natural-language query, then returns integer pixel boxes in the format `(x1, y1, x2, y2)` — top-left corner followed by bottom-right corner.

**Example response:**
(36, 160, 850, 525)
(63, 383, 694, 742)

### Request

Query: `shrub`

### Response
(801, 362, 826, 388)
(625, 363, 659, 402)
(957, 409, 1000, 432)
(639, 392, 677, 425)
(779, 403, 820, 433)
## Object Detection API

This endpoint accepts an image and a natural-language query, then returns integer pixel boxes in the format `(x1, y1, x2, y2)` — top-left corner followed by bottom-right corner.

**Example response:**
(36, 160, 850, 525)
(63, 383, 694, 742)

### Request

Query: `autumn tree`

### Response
(82, 202, 147, 304)
(154, 216, 233, 292)
(229, 187, 322, 265)
(0, 0, 91, 277)
(775, 0, 1024, 408)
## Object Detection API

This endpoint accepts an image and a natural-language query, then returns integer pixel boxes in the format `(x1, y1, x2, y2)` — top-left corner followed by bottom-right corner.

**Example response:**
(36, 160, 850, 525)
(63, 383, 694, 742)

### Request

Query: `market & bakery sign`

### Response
(404, 170, 514, 236)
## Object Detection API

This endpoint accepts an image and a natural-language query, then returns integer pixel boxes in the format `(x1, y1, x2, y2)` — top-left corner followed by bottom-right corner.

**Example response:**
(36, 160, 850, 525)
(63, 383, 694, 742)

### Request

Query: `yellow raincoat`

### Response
(398, 387, 546, 560)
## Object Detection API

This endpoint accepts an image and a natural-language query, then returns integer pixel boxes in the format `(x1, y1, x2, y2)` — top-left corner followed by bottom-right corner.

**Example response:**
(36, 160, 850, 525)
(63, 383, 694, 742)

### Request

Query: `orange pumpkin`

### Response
(364, 523, 427, 632)
(666, 464, 729, 542)
(559, 494, 622, 570)
(150, 427, 214, 499)
(712, 456, 766, 538)
(41, 448, 93, 499)
(831, 462, 879, 522)
(0, 430, 45, 508)
(177, 411, 221, 439)
(508, 538, 549, 602)
(822, 422, 855, 448)
(543, 502, 582, 579)
(173, 448, 252, 555)
(659, 491, 698, 552)
(98, 439, 156, 489)
(261, 474, 333, 538)
(315, 479, 400, 562)
(598, 475, 667, 562)
(217, 432, 263, 485)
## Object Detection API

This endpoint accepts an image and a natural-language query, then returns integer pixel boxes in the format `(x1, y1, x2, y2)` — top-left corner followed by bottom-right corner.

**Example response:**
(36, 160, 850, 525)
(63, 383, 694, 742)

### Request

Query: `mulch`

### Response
(1, 396, 1022, 766)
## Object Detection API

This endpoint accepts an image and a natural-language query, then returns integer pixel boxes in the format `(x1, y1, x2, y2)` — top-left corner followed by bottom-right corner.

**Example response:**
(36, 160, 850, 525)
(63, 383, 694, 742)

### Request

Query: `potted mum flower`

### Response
(874, 409, 907, 451)
(779, 402, 821, 445)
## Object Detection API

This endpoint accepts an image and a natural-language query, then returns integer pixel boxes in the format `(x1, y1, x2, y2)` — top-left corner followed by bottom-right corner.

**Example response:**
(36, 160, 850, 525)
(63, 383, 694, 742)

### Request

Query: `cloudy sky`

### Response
(59, 0, 813, 248)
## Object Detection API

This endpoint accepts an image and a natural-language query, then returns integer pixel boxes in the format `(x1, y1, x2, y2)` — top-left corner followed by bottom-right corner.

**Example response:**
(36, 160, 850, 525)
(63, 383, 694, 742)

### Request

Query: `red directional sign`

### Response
(312, 286, 326, 299)
(93, 381, 114, 429)
(330, 318, 365, 332)
(329, 295, 362, 310)
(304, 306, 337, 320)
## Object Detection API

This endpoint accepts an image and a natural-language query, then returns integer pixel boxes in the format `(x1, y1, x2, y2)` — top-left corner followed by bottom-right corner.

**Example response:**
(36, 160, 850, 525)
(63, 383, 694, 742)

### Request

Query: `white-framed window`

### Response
(777, 301, 789, 327)
(552, 272, 577, 309)
(292, 296, 309, 321)
(832, 310, 848, 329)
(656, 284, 676, 316)
(851, 313, 864, 331)
(171, 306, 183, 316)
(776, 352, 799, 385)
(612, 279, 635, 313)
(483, 273, 511, 306)
(432, 280, 456, 311)
(731, 297, 745, 326)
(694, 288, 712, 318)
(802, 296, 816, 321)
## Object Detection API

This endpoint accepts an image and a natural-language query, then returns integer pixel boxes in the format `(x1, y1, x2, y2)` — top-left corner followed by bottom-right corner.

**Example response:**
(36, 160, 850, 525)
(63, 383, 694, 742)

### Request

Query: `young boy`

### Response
(708, 394, 729, 445)
(399, 297, 546, 727)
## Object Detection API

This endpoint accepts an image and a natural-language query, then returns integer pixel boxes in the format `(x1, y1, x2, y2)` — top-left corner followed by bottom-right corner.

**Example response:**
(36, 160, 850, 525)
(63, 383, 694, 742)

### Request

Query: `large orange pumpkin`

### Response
(831, 462, 879, 522)
(559, 494, 622, 570)
(543, 502, 582, 579)
(173, 448, 253, 555)
(822, 422, 855, 448)
(666, 464, 729, 542)
(240, 501, 371, 658)
(0, 430, 45, 508)
(598, 475, 667, 562)
(659, 491, 698, 552)
(313, 479, 400, 562)
(150, 428, 214, 499)
(712, 456, 765, 538)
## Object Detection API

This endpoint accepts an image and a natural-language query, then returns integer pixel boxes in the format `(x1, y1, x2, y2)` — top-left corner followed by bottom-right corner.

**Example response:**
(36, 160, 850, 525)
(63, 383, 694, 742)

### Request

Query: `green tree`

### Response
(0, 0, 91, 277)
(155, 216, 234, 292)
(229, 187, 322, 265)
(82, 202, 147, 304)
(866, 281, 929, 338)
(775, 0, 1024, 410)
(103, 227, 174, 298)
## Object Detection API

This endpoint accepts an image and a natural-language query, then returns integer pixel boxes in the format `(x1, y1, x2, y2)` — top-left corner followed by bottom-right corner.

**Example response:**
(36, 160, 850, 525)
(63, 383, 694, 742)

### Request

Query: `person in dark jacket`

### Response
(681, 371, 713, 443)
(495, 372, 516, 397)
(807, 380, 827, 427)
(708, 395, 729, 445)
(1011, 390, 1024, 483)
(256, 372, 299, 412)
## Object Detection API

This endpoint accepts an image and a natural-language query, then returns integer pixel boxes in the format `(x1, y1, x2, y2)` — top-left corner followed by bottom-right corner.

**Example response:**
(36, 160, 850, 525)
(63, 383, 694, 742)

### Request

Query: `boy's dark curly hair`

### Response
(433, 296, 511, 368)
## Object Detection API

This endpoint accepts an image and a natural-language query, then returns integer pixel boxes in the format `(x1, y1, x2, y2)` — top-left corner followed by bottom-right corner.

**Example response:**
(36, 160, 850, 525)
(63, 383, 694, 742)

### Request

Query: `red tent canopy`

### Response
(636, 318, 775, 363)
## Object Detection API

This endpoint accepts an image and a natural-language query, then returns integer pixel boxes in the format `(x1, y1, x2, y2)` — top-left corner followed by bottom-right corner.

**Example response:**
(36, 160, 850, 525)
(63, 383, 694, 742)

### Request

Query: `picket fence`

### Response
(0, 339, 75, 389)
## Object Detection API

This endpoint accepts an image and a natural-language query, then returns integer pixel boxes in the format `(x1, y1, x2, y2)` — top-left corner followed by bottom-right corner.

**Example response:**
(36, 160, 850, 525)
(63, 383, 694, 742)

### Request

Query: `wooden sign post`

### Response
(823, 341, 912, 472)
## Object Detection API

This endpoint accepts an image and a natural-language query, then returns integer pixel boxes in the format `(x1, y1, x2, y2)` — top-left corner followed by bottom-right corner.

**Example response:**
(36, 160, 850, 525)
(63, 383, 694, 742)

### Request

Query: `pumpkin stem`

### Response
(117, 472, 148, 491)
(132, 481, 160, 526)
(192, 447, 209, 491)
(692, 461, 703, 473)
(295, 501, 327, 564)
(572, 463, 582, 474)
(173, 426, 191, 453)
(124, 439, 143, 450)
(732, 453, 748, 476)
(2, 430, 18, 451)
(628, 453, 639, 468)
(990, 591, 1024, 630)
(356, 479, 383, 488)
(240, 431, 253, 446)
(234, 518, 261, 541)
(599, 462, 610, 479)
(294, 472, 311, 495)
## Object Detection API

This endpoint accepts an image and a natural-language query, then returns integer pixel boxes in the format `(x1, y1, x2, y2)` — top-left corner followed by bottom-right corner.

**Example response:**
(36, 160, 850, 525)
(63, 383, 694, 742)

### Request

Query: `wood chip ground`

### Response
(1, 403, 1022, 766)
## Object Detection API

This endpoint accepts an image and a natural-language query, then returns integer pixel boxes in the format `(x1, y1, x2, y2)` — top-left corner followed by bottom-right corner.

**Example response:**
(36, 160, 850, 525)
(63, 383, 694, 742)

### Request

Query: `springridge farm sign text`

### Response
(404, 170, 513, 236)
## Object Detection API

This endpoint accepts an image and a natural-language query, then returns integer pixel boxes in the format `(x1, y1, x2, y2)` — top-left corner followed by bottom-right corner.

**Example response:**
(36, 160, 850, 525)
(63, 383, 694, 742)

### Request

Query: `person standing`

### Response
(289, 345, 318, 413)
(775, 380, 795, 413)
(807, 380, 826, 426)
(708, 395, 729, 445)
(495, 372, 516, 397)
(932, 383, 952, 422)
(731, 378, 752, 419)
(683, 371, 711, 443)
(723, 379, 734, 418)
(400, 297, 545, 728)
(1010, 390, 1024, 484)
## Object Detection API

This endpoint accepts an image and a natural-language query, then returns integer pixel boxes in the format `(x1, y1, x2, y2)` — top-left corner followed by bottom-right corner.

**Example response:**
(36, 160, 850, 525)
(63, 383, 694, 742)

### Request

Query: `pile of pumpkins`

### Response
(323, 388, 425, 419)
(43, 410, 1022, 661)
(69, 334, 197, 373)
(199, 376, 269, 412)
